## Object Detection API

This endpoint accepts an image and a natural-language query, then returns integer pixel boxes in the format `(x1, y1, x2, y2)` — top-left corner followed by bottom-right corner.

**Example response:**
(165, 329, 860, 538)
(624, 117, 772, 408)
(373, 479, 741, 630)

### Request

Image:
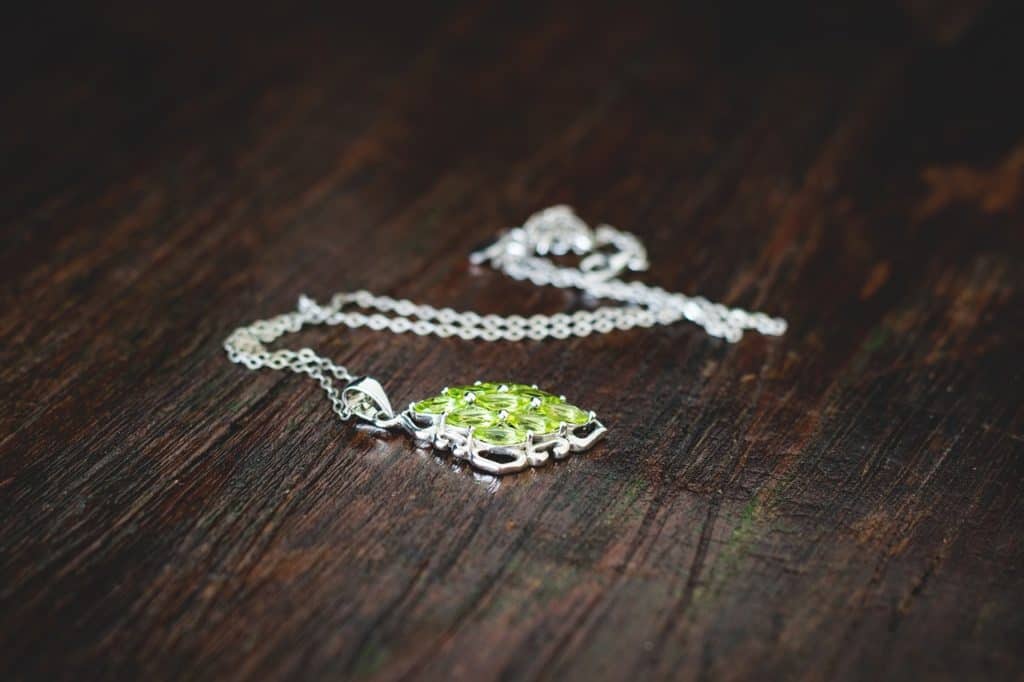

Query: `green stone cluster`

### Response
(412, 382, 592, 446)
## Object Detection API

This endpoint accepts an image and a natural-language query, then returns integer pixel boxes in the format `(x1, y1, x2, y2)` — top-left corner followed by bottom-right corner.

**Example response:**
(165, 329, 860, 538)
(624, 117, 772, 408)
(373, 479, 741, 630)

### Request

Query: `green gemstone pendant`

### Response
(339, 377, 606, 475)
(404, 381, 606, 474)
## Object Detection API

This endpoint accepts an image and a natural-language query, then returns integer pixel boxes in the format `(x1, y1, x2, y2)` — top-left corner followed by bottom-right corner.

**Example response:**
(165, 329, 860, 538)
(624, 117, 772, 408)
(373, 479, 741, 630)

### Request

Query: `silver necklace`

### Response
(224, 206, 786, 475)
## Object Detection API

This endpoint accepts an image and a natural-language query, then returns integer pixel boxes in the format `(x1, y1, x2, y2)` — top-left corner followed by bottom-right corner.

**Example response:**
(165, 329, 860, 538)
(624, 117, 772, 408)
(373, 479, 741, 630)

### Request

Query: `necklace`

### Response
(224, 206, 786, 474)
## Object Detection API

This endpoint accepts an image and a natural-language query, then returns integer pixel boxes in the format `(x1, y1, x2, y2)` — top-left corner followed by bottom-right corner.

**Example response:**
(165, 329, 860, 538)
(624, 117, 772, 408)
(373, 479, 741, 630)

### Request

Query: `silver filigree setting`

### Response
(401, 403, 606, 475)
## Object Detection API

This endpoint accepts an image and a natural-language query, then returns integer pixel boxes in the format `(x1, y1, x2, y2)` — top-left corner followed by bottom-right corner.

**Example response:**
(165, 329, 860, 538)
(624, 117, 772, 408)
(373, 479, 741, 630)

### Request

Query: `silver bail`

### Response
(341, 377, 395, 424)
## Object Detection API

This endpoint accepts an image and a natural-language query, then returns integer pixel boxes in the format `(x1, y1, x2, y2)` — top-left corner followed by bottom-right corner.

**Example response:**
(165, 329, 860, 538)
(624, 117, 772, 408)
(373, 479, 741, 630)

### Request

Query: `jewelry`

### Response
(224, 206, 786, 475)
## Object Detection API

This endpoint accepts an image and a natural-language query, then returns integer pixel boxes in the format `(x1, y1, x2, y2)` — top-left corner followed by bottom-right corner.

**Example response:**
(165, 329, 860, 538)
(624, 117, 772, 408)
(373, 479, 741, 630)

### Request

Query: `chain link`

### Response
(224, 206, 787, 418)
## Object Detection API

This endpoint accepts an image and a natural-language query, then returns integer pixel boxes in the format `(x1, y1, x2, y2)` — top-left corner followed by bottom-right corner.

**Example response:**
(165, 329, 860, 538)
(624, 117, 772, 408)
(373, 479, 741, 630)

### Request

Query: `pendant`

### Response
(342, 378, 607, 475)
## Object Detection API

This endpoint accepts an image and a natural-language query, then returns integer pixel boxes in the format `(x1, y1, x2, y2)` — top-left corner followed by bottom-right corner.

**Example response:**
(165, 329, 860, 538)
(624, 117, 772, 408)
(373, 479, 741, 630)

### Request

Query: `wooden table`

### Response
(3, 2, 1022, 680)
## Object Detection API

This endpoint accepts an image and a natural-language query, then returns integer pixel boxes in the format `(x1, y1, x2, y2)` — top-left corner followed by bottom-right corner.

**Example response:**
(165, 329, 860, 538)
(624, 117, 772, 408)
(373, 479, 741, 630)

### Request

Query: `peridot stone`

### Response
(509, 412, 558, 434)
(412, 395, 456, 415)
(510, 386, 552, 399)
(441, 386, 473, 400)
(446, 405, 495, 428)
(470, 381, 514, 393)
(475, 425, 526, 445)
(412, 381, 593, 436)
(540, 401, 590, 425)
(474, 391, 527, 412)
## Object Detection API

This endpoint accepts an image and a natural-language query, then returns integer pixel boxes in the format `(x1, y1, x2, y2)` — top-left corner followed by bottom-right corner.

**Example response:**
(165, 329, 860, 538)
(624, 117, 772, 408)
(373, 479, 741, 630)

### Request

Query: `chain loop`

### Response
(224, 206, 787, 419)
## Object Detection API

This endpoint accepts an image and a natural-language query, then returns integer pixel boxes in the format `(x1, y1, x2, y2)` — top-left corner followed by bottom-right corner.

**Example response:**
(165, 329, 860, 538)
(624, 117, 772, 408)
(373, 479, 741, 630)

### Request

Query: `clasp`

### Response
(468, 206, 649, 283)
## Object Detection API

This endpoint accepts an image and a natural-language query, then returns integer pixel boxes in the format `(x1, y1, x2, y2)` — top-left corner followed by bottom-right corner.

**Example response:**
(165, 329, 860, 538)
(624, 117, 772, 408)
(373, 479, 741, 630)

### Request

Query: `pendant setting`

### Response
(342, 379, 607, 475)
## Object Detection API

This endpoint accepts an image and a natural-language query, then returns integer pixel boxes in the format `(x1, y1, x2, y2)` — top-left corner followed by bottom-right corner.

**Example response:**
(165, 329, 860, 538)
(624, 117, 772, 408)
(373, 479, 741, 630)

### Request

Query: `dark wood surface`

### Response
(2, 2, 1023, 680)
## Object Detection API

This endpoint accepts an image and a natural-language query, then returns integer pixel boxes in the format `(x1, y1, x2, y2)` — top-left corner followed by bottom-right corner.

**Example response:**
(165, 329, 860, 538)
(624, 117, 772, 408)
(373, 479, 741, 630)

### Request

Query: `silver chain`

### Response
(224, 206, 787, 420)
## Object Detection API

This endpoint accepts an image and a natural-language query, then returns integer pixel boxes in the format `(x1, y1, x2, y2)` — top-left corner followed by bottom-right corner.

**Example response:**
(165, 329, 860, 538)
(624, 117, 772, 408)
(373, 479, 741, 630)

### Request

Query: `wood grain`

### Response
(2, 1, 1022, 680)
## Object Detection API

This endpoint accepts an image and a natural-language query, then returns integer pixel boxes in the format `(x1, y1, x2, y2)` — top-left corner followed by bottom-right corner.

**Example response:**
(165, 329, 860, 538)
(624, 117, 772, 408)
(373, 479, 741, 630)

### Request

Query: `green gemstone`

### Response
(442, 386, 473, 400)
(471, 381, 514, 392)
(509, 411, 559, 435)
(412, 381, 593, 436)
(413, 395, 456, 415)
(475, 425, 526, 446)
(446, 405, 496, 428)
(474, 391, 527, 412)
(509, 385, 554, 399)
(540, 401, 590, 425)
